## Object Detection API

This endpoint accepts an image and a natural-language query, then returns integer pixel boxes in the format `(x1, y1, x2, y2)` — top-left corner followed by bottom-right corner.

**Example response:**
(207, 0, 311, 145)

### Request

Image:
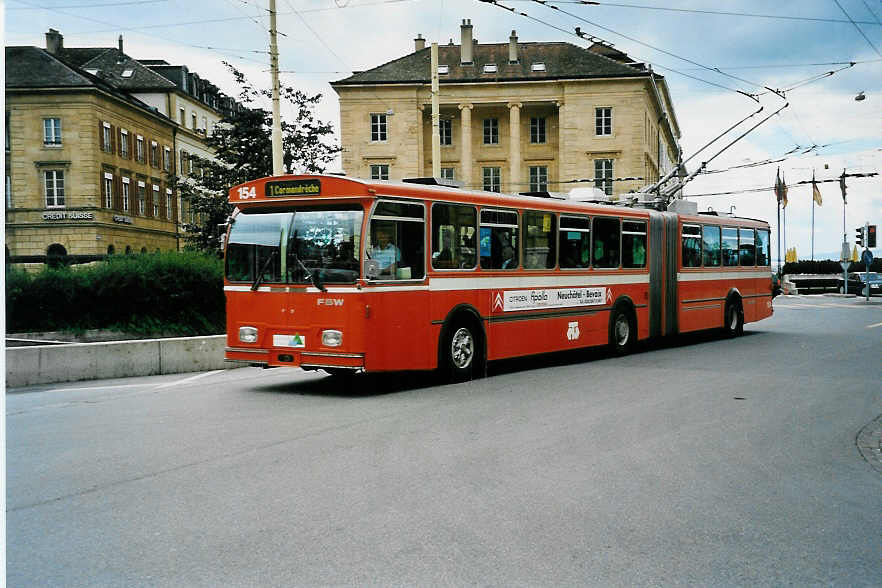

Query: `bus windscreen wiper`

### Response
(251, 250, 277, 291)
(291, 253, 326, 292)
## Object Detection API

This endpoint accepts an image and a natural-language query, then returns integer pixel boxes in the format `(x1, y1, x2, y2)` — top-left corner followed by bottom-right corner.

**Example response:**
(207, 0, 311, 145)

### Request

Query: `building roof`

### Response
(61, 47, 177, 91)
(332, 41, 650, 86)
(5, 46, 174, 125)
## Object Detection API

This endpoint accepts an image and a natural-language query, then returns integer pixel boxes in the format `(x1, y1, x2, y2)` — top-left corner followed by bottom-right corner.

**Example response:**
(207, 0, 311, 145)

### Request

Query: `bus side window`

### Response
(592, 217, 620, 269)
(480, 209, 519, 270)
(432, 203, 477, 270)
(622, 220, 647, 268)
(702, 225, 721, 267)
(524, 210, 556, 269)
(682, 224, 702, 268)
(755, 229, 770, 266)
(722, 227, 739, 266)
(369, 200, 425, 280)
(739, 227, 755, 266)
(559, 215, 590, 269)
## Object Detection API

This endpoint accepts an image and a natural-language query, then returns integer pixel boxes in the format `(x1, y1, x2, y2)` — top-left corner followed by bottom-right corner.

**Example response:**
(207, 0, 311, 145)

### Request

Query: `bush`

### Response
(6, 251, 225, 336)
(782, 258, 881, 275)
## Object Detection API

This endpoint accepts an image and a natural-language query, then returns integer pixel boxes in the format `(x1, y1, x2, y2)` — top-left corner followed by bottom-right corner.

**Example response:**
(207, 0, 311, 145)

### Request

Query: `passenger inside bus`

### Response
(371, 227, 400, 277)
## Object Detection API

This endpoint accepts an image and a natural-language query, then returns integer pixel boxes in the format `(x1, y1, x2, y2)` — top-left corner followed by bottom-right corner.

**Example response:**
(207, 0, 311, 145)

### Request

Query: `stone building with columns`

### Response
(331, 19, 682, 198)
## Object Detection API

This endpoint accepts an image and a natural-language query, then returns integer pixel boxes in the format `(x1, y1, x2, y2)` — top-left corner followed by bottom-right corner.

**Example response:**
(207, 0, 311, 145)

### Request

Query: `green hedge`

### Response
(6, 251, 225, 336)
(783, 258, 881, 275)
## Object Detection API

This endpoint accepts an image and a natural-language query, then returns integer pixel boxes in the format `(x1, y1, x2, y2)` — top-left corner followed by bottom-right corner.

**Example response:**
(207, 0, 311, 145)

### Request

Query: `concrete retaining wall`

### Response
(6, 335, 230, 388)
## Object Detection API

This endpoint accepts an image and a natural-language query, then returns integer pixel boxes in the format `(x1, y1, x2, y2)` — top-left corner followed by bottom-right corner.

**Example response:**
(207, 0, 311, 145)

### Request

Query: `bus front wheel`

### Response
(724, 300, 744, 337)
(441, 320, 483, 382)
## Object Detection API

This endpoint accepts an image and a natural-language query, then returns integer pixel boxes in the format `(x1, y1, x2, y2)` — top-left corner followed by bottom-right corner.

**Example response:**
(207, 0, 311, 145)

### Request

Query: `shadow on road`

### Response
(250, 328, 764, 397)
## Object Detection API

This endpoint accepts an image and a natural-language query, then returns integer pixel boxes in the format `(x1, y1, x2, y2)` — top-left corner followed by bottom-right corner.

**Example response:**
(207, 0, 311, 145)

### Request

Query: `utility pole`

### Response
(430, 42, 440, 178)
(269, 0, 283, 176)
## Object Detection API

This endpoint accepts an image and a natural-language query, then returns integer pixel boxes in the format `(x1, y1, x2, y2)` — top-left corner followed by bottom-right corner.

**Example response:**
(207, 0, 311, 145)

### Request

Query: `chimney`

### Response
(118, 35, 124, 53)
(45, 28, 63, 55)
(414, 34, 425, 51)
(509, 30, 518, 63)
(460, 19, 473, 64)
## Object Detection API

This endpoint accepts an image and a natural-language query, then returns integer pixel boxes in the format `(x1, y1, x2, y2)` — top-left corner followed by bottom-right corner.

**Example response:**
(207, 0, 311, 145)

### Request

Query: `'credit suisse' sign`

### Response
(42, 211, 94, 221)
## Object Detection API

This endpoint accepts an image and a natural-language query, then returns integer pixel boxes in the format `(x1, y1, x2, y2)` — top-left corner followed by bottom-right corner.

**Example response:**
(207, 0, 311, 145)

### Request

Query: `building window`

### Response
(43, 118, 62, 145)
(370, 113, 387, 142)
(119, 129, 129, 158)
(483, 63, 498, 73)
(482, 166, 501, 192)
(136, 136, 145, 163)
(6, 173, 12, 209)
(179, 107, 185, 125)
(370, 164, 389, 180)
(529, 166, 548, 192)
(440, 167, 455, 180)
(439, 118, 452, 145)
(102, 122, 112, 151)
(153, 184, 160, 217)
(531, 62, 546, 72)
(530, 117, 546, 144)
(137, 182, 146, 215)
(103, 172, 113, 208)
(166, 188, 173, 220)
(191, 112, 197, 130)
(121, 178, 130, 212)
(483, 118, 499, 145)
(201, 116, 207, 133)
(163, 147, 171, 171)
(150, 142, 159, 167)
(596, 107, 612, 136)
(44, 170, 65, 207)
(594, 159, 613, 196)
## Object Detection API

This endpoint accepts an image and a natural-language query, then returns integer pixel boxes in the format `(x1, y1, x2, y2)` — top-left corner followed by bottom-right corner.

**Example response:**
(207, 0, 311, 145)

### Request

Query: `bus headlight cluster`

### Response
(322, 330, 343, 347)
(239, 326, 258, 343)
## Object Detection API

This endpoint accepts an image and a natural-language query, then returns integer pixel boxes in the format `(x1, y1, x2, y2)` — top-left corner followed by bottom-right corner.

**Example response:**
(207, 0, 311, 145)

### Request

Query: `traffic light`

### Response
(869, 225, 877, 248)
(855, 226, 864, 247)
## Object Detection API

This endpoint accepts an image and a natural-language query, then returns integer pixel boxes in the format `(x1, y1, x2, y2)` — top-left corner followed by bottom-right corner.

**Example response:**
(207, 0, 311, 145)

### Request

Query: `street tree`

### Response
(174, 63, 341, 252)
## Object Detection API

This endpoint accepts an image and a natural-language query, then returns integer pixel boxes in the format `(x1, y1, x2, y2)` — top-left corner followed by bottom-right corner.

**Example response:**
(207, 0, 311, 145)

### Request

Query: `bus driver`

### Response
(371, 228, 400, 276)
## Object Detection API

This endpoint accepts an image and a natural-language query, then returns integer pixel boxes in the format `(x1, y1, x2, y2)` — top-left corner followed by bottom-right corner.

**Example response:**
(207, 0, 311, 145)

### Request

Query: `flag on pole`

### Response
(851, 245, 859, 262)
(839, 171, 847, 204)
(774, 167, 789, 208)
(812, 171, 822, 206)
(780, 171, 788, 208)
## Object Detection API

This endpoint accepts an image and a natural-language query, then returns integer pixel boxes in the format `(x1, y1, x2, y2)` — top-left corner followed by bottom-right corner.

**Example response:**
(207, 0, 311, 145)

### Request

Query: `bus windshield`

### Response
(225, 206, 363, 285)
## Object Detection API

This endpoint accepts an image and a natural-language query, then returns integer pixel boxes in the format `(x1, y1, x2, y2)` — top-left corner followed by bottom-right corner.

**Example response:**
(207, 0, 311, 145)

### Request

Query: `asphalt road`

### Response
(7, 295, 882, 587)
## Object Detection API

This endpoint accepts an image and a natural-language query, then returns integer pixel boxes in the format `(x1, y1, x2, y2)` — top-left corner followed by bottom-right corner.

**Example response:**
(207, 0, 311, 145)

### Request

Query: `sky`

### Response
(5, 0, 882, 261)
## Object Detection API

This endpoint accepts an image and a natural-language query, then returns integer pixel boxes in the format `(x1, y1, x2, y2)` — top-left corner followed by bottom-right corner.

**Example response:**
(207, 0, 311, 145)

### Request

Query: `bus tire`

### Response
(441, 318, 483, 382)
(609, 306, 635, 356)
(724, 299, 744, 337)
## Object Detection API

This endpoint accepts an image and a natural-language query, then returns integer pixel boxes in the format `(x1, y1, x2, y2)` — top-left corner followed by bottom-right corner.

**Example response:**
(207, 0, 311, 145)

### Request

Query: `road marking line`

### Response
(153, 369, 224, 389)
(867, 322, 882, 329)
(45, 384, 147, 393)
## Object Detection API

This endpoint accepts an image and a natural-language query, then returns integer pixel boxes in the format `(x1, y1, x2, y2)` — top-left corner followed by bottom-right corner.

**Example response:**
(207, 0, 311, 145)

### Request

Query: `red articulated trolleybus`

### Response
(223, 174, 774, 380)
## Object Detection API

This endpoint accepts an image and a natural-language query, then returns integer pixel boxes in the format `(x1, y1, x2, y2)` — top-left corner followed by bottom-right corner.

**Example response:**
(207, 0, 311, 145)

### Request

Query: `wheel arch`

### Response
(437, 303, 486, 370)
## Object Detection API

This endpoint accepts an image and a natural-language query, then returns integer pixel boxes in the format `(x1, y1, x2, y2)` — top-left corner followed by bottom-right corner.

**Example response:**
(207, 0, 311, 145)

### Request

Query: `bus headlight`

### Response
(239, 326, 258, 343)
(322, 330, 343, 347)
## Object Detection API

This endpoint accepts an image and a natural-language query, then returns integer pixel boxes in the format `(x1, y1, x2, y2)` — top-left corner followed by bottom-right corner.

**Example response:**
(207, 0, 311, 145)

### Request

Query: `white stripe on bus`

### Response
(677, 270, 770, 281)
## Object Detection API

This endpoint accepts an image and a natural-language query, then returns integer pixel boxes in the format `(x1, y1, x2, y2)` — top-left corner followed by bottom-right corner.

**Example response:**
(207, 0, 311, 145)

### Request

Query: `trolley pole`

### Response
(269, 0, 283, 176)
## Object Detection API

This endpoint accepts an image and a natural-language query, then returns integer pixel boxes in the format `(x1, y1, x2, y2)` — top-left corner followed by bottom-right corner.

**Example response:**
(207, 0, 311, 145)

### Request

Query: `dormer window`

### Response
(121, 69, 134, 78)
(531, 62, 546, 72)
(85, 69, 98, 75)
(438, 64, 449, 74)
(483, 63, 497, 73)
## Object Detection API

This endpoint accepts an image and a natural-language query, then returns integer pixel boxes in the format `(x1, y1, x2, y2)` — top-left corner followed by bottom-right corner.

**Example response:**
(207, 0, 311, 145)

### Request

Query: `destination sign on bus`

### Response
(265, 179, 321, 198)
(496, 287, 608, 312)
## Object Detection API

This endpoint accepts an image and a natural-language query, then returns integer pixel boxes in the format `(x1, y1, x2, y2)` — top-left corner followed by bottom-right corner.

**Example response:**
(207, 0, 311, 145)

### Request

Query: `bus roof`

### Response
(229, 174, 769, 228)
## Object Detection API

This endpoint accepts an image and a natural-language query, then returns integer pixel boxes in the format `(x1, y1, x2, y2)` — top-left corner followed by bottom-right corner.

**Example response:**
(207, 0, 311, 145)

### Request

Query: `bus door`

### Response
(648, 211, 679, 338)
(363, 200, 431, 371)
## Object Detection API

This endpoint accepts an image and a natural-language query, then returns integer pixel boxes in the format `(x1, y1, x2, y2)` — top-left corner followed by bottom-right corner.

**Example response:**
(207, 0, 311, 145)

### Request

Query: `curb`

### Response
(6, 335, 231, 388)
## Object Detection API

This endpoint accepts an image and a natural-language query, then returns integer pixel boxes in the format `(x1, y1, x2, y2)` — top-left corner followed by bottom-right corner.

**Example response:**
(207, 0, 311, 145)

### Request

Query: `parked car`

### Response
(838, 272, 882, 296)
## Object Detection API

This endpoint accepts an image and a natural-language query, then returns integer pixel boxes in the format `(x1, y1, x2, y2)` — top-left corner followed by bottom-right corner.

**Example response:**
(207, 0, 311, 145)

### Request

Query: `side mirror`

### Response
(364, 259, 379, 280)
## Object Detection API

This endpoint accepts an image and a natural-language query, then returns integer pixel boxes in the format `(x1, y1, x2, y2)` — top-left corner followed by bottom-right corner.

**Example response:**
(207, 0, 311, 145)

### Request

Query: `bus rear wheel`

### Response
(724, 300, 744, 337)
(609, 307, 635, 355)
(441, 320, 483, 382)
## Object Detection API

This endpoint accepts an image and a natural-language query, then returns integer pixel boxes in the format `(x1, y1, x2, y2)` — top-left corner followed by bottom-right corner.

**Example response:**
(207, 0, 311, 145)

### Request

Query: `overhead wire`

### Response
(502, 0, 882, 26)
(685, 172, 878, 198)
(475, 0, 756, 99)
(831, 0, 882, 57)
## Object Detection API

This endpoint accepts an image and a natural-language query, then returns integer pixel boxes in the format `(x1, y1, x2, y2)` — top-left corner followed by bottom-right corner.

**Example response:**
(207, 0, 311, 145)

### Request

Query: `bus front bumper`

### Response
(225, 347, 365, 370)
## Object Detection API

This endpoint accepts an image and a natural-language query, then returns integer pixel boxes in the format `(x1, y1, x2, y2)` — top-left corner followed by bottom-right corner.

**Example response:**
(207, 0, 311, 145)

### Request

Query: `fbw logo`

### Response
(566, 321, 580, 341)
